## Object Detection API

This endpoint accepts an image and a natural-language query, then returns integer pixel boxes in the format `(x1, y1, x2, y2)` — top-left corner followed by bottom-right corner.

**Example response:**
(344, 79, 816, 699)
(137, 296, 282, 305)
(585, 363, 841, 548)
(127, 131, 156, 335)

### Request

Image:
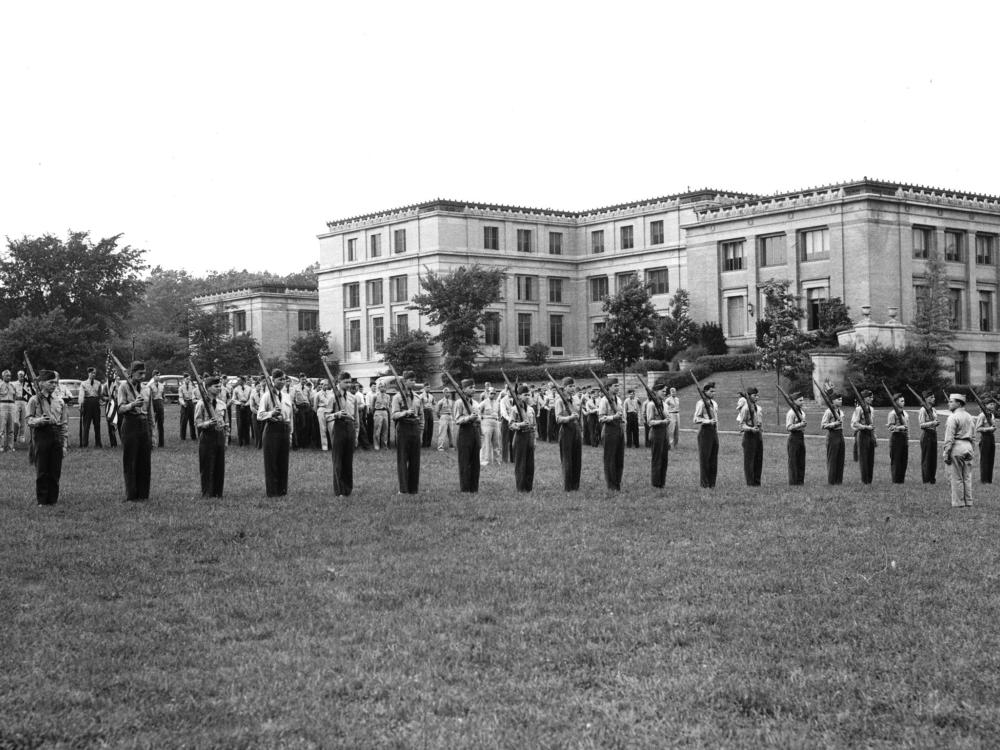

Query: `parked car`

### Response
(157, 375, 183, 404)
(57, 379, 82, 405)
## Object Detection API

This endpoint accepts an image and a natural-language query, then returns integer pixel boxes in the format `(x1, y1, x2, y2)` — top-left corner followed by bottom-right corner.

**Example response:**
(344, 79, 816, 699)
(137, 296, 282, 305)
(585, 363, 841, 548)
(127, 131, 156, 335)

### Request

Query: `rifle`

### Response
(188, 357, 221, 428)
(321, 359, 344, 413)
(443, 370, 476, 417)
(775, 383, 804, 423)
(386, 363, 411, 412)
(500, 369, 526, 423)
(22, 352, 54, 422)
(881, 380, 906, 428)
(847, 377, 871, 425)
(739, 374, 756, 422)
(688, 371, 714, 422)
(588, 368, 619, 421)
(905, 384, 935, 423)
(255, 354, 282, 418)
(544, 368, 578, 421)
(967, 387, 994, 426)
(813, 378, 838, 416)
(108, 350, 140, 403)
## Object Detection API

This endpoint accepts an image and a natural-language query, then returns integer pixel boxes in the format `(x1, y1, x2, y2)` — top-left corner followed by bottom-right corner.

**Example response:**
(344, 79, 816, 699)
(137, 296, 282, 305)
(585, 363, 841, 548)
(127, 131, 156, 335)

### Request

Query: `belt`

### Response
(0, 400, 13, 403)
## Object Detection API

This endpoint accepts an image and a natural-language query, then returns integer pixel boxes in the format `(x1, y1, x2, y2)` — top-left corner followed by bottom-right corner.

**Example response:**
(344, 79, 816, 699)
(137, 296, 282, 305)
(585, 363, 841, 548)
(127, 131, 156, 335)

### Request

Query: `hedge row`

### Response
(694, 353, 761, 372)
(472, 361, 712, 388)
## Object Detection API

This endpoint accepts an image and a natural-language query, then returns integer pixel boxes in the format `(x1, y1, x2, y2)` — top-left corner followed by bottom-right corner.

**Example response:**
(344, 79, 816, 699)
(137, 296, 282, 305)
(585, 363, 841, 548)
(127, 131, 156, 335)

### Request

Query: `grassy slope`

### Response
(1, 402, 998, 748)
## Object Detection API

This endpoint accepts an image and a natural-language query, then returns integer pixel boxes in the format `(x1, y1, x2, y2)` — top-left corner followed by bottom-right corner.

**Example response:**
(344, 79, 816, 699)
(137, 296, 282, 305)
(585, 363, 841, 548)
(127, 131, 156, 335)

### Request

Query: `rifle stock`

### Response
(688, 371, 714, 422)
(968, 387, 994, 426)
(544, 368, 577, 419)
(321, 359, 344, 413)
(500, 369, 526, 423)
(108, 350, 139, 402)
(636, 375, 665, 420)
(881, 380, 905, 423)
(775, 383, 803, 423)
(847, 377, 871, 424)
(443, 371, 476, 416)
(588, 368, 618, 416)
(905, 384, 934, 420)
(385, 363, 411, 411)
(188, 357, 220, 426)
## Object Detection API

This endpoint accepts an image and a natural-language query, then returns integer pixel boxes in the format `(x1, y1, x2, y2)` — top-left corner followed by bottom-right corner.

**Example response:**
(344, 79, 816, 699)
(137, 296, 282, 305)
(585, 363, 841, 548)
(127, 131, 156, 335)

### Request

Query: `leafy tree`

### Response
(285, 330, 335, 379)
(376, 329, 433, 382)
(523, 341, 550, 365)
(0, 231, 147, 335)
(816, 297, 853, 347)
(593, 277, 659, 369)
(213, 334, 262, 375)
(130, 266, 204, 337)
(698, 322, 727, 355)
(0, 309, 101, 378)
(756, 279, 811, 383)
(909, 249, 954, 354)
(410, 265, 506, 376)
(654, 289, 698, 360)
(845, 343, 947, 405)
(133, 329, 189, 374)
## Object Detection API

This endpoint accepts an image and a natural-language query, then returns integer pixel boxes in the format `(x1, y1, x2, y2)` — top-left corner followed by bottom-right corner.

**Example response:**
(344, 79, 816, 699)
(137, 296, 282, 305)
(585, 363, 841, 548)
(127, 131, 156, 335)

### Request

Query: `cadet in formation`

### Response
(453, 378, 481, 492)
(820, 391, 846, 485)
(327, 371, 357, 498)
(258, 369, 293, 497)
(554, 377, 582, 491)
(738, 386, 763, 486)
(510, 384, 536, 492)
(886, 392, 909, 484)
(599, 377, 625, 491)
(786, 392, 807, 485)
(917, 391, 939, 484)
(852, 389, 877, 484)
(117, 361, 153, 502)
(195, 376, 227, 498)
(693, 382, 719, 488)
(646, 380, 670, 488)
(391, 370, 423, 495)
(976, 395, 996, 484)
(27, 369, 67, 505)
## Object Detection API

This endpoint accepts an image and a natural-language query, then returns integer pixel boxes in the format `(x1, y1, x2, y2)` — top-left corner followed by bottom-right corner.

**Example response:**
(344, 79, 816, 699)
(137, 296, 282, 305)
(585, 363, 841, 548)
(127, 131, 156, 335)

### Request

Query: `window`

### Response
(372, 317, 384, 348)
(484, 226, 499, 250)
(298, 310, 319, 331)
(650, 220, 664, 245)
(800, 228, 830, 261)
(348, 319, 361, 352)
(347, 238, 358, 262)
(722, 240, 745, 271)
(988, 352, 999, 380)
(976, 234, 996, 265)
(516, 229, 532, 253)
(516, 275, 536, 301)
(366, 279, 383, 306)
(913, 226, 933, 259)
(944, 230, 964, 262)
(393, 229, 406, 254)
(759, 234, 786, 266)
(389, 275, 408, 303)
(591, 230, 605, 254)
(616, 271, 638, 292)
(549, 314, 564, 348)
(517, 313, 532, 347)
(948, 288, 963, 329)
(590, 276, 608, 302)
(955, 351, 969, 384)
(484, 312, 500, 346)
(621, 225, 634, 250)
(726, 296, 746, 337)
(806, 288, 827, 330)
(914, 285, 929, 319)
(593, 321, 606, 341)
(549, 232, 563, 255)
(344, 282, 360, 309)
(231, 310, 246, 333)
(370, 234, 382, 258)
(980, 291, 993, 332)
(394, 314, 408, 335)
(548, 277, 564, 303)
(645, 268, 669, 295)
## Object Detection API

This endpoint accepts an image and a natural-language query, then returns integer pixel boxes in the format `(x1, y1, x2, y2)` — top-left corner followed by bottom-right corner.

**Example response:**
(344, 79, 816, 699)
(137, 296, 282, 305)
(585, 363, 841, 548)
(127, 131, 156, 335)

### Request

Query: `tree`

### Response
(523, 341, 550, 365)
(909, 249, 954, 354)
(757, 279, 812, 383)
(133, 329, 189, 374)
(285, 330, 334, 379)
(376, 329, 433, 382)
(410, 265, 506, 376)
(0, 309, 101, 377)
(654, 289, 699, 360)
(130, 266, 204, 337)
(698, 322, 727, 354)
(213, 334, 262, 375)
(186, 307, 230, 366)
(846, 343, 947, 405)
(592, 277, 659, 369)
(816, 297, 853, 347)
(0, 231, 147, 335)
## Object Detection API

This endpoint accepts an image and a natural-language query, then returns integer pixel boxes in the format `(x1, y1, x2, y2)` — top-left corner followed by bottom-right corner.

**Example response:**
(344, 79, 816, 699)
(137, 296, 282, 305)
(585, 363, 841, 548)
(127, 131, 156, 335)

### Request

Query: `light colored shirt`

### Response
(117, 379, 151, 416)
(693, 399, 718, 425)
(79, 378, 102, 399)
(918, 406, 940, 431)
(257, 389, 294, 425)
(27, 392, 68, 436)
(943, 407, 976, 458)
(887, 408, 910, 432)
(739, 401, 761, 432)
(851, 405, 875, 431)
(786, 406, 806, 432)
(598, 394, 624, 423)
(326, 388, 358, 422)
(821, 407, 844, 431)
(391, 389, 423, 423)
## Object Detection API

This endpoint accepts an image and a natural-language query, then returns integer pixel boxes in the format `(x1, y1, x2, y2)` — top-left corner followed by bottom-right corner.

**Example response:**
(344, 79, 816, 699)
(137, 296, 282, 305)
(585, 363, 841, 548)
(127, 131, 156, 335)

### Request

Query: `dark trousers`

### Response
(457, 423, 481, 492)
(644, 422, 651, 448)
(262, 422, 290, 496)
(787, 431, 805, 485)
(151, 399, 164, 447)
(121, 416, 151, 501)
(330, 420, 355, 496)
(253, 415, 263, 449)
(512, 430, 535, 492)
(559, 423, 583, 491)
(698, 425, 719, 488)
(236, 405, 251, 446)
(981, 432, 995, 484)
(602, 421, 624, 490)
(826, 430, 845, 485)
(357, 409, 372, 450)
(80, 397, 102, 447)
(547, 410, 557, 442)
(395, 420, 421, 494)
(857, 430, 876, 484)
(537, 408, 549, 441)
(742, 431, 763, 486)
(889, 432, 908, 484)
(587, 413, 600, 447)
(198, 428, 226, 497)
(180, 403, 195, 440)
(650, 424, 668, 488)
(626, 413, 640, 448)
(34, 426, 63, 504)
(920, 429, 937, 483)
(106, 417, 118, 448)
(293, 407, 316, 450)
(500, 418, 511, 463)
(422, 410, 434, 448)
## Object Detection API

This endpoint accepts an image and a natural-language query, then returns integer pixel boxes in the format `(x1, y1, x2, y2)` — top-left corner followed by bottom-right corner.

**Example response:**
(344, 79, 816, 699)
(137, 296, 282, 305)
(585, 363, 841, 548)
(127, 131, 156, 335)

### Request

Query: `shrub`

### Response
(695, 353, 760, 372)
(473, 362, 611, 384)
(844, 344, 948, 406)
(670, 345, 708, 370)
(523, 341, 550, 365)
(698, 322, 728, 355)
(626, 359, 672, 374)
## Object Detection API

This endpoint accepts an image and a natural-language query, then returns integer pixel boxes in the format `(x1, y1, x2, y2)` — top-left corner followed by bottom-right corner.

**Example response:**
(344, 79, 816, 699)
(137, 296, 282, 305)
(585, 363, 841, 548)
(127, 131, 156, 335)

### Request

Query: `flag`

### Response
(105, 350, 119, 422)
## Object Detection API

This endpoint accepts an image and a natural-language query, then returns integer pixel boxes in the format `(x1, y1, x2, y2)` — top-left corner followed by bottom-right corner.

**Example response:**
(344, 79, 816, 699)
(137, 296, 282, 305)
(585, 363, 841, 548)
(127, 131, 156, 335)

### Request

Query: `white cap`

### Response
(950, 392, 966, 403)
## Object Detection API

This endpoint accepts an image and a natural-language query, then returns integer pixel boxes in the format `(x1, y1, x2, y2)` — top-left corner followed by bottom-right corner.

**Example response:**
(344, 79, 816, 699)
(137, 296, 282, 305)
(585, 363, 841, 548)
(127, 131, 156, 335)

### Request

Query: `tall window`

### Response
(806, 288, 827, 330)
(517, 313, 532, 346)
(955, 351, 969, 384)
(484, 226, 499, 250)
(976, 234, 996, 265)
(591, 230, 605, 254)
(722, 240, 745, 271)
(394, 313, 409, 335)
(347, 238, 358, 262)
(372, 316, 384, 348)
(298, 310, 319, 331)
(549, 315, 564, 348)
(231, 310, 246, 333)
(370, 234, 382, 258)
(593, 321, 606, 341)
(621, 225, 634, 250)
(948, 288, 963, 329)
(516, 229, 532, 253)
(549, 232, 563, 255)
(393, 229, 407, 254)
(726, 296, 746, 337)
(944, 230, 964, 262)
(980, 290, 993, 332)
(484, 312, 500, 346)
(913, 226, 933, 259)
(616, 271, 638, 292)
(645, 268, 669, 295)
(988, 352, 999, 380)
(800, 228, 830, 260)
(366, 279, 383, 306)
(344, 282, 360, 309)
(516, 275, 536, 301)
(348, 319, 361, 352)
(590, 276, 608, 302)
(548, 277, 564, 303)
(389, 275, 408, 303)
(914, 285, 929, 319)
(650, 220, 664, 245)
(759, 234, 786, 266)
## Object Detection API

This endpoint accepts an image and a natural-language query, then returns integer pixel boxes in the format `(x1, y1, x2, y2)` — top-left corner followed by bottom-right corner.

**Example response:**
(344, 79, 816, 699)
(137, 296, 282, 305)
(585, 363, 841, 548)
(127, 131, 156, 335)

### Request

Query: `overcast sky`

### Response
(3, 1, 997, 276)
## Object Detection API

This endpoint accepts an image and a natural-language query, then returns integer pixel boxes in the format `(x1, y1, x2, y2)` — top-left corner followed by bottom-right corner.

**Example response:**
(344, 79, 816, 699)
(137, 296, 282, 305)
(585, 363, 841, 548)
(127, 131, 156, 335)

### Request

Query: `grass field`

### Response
(3, 403, 1000, 748)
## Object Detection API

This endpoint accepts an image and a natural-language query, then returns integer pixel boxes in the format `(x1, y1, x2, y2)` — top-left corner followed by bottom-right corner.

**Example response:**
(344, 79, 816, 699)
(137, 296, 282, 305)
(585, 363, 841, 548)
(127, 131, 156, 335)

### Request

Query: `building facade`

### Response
(192, 285, 320, 362)
(316, 180, 1000, 384)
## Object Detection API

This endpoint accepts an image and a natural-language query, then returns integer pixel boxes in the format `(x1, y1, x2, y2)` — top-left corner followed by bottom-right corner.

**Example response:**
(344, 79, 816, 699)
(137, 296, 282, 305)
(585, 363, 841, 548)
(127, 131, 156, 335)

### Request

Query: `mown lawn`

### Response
(2, 417, 999, 748)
